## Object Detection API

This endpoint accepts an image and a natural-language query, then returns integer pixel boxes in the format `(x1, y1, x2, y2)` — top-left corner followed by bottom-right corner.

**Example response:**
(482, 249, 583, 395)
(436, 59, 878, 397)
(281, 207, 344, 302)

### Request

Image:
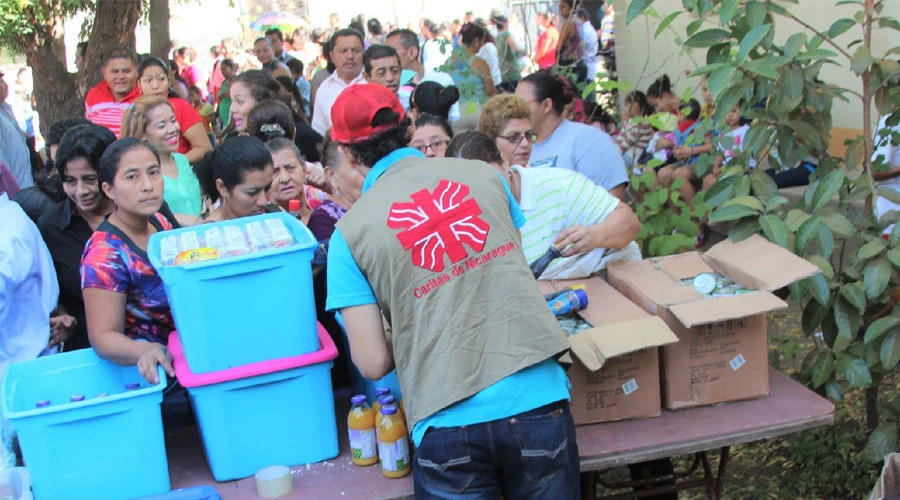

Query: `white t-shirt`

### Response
(477, 43, 503, 86)
(873, 114, 900, 232)
(514, 165, 639, 279)
(529, 120, 629, 192)
(421, 39, 450, 73)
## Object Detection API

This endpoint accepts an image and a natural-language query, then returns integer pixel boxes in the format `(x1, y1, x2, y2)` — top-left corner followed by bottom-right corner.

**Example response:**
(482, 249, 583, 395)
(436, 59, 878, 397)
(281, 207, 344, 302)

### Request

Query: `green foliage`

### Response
(0, 0, 91, 50)
(631, 0, 900, 467)
(630, 168, 707, 257)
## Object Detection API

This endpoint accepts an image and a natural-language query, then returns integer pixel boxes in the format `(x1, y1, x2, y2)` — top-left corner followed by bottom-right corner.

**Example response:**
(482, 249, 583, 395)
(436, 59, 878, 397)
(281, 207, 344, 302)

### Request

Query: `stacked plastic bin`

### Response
(1, 350, 170, 499)
(148, 213, 340, 481)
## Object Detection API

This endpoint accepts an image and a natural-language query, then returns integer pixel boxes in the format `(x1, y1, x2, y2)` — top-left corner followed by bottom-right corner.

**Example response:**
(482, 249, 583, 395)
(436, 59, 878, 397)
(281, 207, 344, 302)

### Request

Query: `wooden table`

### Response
(167, 369, 833, 499)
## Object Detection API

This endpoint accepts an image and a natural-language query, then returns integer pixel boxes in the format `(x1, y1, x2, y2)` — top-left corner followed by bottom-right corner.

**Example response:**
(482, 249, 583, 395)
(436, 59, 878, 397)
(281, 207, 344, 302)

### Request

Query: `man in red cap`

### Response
(326, 83, 580, 498)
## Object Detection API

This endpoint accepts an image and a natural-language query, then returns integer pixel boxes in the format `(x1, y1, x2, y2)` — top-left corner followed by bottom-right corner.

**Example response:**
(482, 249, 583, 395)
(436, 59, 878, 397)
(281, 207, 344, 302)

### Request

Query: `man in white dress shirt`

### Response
(311, 29, 365, 135)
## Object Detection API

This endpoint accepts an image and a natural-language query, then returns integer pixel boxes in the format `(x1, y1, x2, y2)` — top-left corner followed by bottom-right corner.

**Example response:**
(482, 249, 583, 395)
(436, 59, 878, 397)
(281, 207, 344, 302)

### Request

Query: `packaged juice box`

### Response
(159, 234, 180, 267)
(244, 221, 271, 251)
(222, 225, 252, 256)
(264, 218, 295, 247)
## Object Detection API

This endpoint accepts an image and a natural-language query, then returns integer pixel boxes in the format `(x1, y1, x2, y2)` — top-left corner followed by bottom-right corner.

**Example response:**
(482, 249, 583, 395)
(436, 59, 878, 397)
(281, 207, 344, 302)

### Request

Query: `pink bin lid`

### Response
(168, 322, 337, 388)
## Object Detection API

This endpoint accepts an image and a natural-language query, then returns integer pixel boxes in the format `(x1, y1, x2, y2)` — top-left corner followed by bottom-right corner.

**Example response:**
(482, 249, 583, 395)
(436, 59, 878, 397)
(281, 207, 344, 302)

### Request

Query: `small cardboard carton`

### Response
(607, 234, 820, 410)
(540, 277, 678, 425)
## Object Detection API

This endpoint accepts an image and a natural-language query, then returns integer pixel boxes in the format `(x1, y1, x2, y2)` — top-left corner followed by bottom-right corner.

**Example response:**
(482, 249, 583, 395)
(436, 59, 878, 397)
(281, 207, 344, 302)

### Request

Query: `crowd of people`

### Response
(4, 1, 900, 497)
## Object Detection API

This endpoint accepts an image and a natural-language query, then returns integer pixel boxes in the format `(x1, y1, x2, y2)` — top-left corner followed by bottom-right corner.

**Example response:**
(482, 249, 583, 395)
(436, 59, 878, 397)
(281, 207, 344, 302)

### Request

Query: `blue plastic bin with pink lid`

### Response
(147, 212, 319, 374)
(1, 349, 169, 500)
(168, 322, 340, 481)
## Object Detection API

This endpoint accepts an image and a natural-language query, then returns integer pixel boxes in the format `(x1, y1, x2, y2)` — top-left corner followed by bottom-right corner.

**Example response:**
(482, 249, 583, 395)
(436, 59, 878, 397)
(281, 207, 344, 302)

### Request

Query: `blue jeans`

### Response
(413, 400, 580, 499)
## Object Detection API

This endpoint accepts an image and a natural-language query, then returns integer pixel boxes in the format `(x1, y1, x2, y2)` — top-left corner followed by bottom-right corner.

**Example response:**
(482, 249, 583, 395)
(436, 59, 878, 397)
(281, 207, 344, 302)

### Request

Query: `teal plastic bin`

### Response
(148, 212, 318, 373)
(2, 349, 169, 500)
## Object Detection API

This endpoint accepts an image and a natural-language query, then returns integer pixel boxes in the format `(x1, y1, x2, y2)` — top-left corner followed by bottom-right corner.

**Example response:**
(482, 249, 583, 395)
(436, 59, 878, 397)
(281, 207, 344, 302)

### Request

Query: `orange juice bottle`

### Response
(377, 405, 411, 478)
(376, 395, 400, 429)
(348, 395, 378, 466)
(371, 387, 391, 417)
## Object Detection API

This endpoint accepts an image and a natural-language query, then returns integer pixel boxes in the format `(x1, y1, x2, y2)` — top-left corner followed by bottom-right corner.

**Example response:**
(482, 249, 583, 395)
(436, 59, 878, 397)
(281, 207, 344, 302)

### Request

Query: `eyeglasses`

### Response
(412, 139, 451, 153)
(496, 131, 538, 144)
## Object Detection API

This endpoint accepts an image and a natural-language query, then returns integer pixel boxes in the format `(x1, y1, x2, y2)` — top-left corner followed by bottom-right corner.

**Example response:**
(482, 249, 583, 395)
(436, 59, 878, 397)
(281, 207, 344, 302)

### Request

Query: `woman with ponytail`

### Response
(516, 70, 628, 200)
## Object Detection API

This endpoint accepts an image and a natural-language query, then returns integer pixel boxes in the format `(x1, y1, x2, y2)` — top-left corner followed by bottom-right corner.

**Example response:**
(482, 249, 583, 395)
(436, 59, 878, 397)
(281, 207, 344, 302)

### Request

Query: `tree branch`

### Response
(783, 11, 852, 61)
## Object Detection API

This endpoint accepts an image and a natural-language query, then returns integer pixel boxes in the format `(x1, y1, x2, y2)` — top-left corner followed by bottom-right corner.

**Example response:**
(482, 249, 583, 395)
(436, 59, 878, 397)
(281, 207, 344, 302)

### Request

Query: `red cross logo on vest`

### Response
(387, 180, 491, 272)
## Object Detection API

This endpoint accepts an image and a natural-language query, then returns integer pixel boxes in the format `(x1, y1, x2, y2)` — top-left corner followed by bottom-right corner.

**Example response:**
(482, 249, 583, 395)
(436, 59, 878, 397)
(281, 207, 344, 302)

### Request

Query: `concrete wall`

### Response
(614, 0, 900, 130)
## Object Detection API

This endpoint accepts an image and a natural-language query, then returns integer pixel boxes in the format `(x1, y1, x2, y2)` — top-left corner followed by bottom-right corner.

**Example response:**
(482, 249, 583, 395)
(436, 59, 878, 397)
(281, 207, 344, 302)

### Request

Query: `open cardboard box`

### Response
(540, 277, 678, 425)
(608, 234, 821, 409)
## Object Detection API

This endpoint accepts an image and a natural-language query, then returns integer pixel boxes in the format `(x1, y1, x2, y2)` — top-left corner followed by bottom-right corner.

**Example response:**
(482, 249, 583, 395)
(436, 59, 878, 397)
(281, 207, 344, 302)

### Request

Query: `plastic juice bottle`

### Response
(347, 395, 379, 466)
(371, 387, 391, 416)
(377, 405, 411, 478)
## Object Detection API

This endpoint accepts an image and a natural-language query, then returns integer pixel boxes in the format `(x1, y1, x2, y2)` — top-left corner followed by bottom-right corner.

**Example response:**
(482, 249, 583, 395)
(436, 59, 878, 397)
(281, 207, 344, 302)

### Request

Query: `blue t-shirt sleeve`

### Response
(497, 171, 526, 229)
(325, 227, 378, 311)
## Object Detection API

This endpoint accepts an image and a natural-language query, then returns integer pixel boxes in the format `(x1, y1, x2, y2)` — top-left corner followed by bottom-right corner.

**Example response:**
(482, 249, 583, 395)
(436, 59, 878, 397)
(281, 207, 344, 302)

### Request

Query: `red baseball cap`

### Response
(330, 83, 405, 143)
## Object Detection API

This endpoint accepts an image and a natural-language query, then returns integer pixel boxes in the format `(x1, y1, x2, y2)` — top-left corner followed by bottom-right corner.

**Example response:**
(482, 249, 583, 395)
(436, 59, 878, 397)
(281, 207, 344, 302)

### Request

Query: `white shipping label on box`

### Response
(621, 378, 639, 396)
(729, 353, 746, 371)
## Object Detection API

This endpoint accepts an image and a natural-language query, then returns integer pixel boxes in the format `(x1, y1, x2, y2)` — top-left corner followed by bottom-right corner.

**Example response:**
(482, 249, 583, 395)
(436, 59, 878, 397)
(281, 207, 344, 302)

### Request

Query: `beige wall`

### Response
(614, 0, 900, 130)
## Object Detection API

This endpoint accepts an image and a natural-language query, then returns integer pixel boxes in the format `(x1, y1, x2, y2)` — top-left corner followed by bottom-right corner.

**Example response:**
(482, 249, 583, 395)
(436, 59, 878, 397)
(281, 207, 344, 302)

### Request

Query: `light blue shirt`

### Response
(326, 148, 569, 445)
(529, 119, 628, 192)
(0, 193, 57, 379)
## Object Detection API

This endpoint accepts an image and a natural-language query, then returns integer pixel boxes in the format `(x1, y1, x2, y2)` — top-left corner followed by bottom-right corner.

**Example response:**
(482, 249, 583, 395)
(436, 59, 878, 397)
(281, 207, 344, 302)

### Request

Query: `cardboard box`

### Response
(607, 235, 820, 410)
(540, 277, 678, 425)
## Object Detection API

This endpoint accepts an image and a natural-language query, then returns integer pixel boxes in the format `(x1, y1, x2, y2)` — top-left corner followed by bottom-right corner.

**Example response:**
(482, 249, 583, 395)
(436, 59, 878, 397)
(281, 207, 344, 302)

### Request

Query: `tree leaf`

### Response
(864, 256, 893, 299)
(821, 212, 856, 238)
(685, 28, 732, 48)
(816, 221, 834, 259)
(723, 195, 765, 212)
(749, 169, 778, 202)
(729, 218, 760, 243)
(866, 424, 898, 463)
(888, 246, 900, 269)
(655, 11, 681, 38)
(866, 317, 900, 344)
(708, 65, 738, 100)
(738, 23, 770, 61)
(851, 45, 874, 75)
(882, 330, 900, 370)
(840, 282, 867, 311)
(837, 354, 872, 388)
(786, 120, 824, 150)
(759, 214, 788, 247)
(808, 274, 831, 306)
(744, 58, 779, 79)
(824, 379, 843, 401)
(719, 0, 741, 25)
(796, 216, 821, 254)
(626, 0, 656, 24)
(833, 297, 859, 346)
(809, 169, 844, 212)
(858, 239, 887, 261)
(828, 18, 856, 38)
(811, 350, 834, 388)
(878, 186, 900, 205)
(709, 204, 760, 223)
(802, 300, 830, 336)
(785, 209, 812, 231)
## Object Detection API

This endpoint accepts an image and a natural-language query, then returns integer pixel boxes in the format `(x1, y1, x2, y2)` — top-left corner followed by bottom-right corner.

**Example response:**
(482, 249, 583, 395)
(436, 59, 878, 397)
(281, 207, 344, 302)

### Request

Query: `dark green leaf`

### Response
(745, 0, 765, 26)
(840, 282, 867, 311)
(879, 17, 900, 32)
(785, 209, 812, 231)
(811, 351, 834, 388)
(808, 274, 831, 307)
(686, 18, 704, 38)
(749, 169, 778, 202)
(864, 317, 900, 344)
(738, 24, 770, 60)
(719, 0, 740, 25)
(866, 424, 898, 463)
(833, 297, 859, 347)
(685, 28, 732, 48)
(802, 300, 830, 336)
(689, 63, 731, 77)
(851, 45, 874, 75)
(882, 330, 900, 370)
(709, 204, 760, 223)
(837, 354, 872, 388)
(824, 379, 843, 401)
(626, 0, 656, 24)
(759, 214, 788, 247)
(729, 218, 760, 243)
(655, 11, 681, 38)
(858, 239, 887, 261)
(786, 120, 824, 150)
(796, 216, 821, 254)
(865, 256, 893, 299)
(708, 65, 738, 100)
(744, 59, 779, 79)
(783, 33, 806, 58)
(821, 212, 856, 238)
(809, 169, 844, 212)
(828, 18, 856, 38)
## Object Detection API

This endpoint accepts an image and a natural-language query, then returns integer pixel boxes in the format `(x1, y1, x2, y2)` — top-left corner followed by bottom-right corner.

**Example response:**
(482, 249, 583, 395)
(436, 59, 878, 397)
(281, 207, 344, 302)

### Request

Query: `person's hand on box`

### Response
(138, 343, 175, 384)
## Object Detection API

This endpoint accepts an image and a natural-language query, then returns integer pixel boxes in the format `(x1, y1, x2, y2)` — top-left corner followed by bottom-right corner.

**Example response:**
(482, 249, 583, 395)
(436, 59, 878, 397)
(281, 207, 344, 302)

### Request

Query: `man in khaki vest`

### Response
(326, 83, 579, 498)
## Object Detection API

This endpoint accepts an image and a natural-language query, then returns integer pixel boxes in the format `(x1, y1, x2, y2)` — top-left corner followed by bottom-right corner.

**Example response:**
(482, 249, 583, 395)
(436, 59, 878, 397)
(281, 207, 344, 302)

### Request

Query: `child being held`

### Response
(616, 91, 655, 168)
(702, 102, 754, 191)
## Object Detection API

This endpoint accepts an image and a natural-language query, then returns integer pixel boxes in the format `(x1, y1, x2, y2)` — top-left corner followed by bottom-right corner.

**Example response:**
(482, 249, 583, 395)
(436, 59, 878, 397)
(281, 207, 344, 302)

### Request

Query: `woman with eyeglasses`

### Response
(477, 94, 538, 167)
(446, 130, 640, 280)
(410, 114, 454, 158)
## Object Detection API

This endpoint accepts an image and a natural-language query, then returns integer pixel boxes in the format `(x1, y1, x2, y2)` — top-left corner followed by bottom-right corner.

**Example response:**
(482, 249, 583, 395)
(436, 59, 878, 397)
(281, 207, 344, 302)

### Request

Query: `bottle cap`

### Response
(573, 289, 589, 309)
(692, 273, 717, 295)
(351, 394, 368, 406)
(289, 199, 301, 213)
(374, 387, 391, 396)
(378, 395, 395, 406)
(125, 382, 140, 390)
(380, 404, 398, 416)
(70, 394, 85, 402)
(35, 400, 50, 408)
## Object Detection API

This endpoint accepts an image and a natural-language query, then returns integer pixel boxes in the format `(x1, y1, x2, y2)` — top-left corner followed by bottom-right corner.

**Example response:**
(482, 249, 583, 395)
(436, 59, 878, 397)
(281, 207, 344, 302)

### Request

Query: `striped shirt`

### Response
(514, 165, 620, 279)
(84, 81, 141, 137)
